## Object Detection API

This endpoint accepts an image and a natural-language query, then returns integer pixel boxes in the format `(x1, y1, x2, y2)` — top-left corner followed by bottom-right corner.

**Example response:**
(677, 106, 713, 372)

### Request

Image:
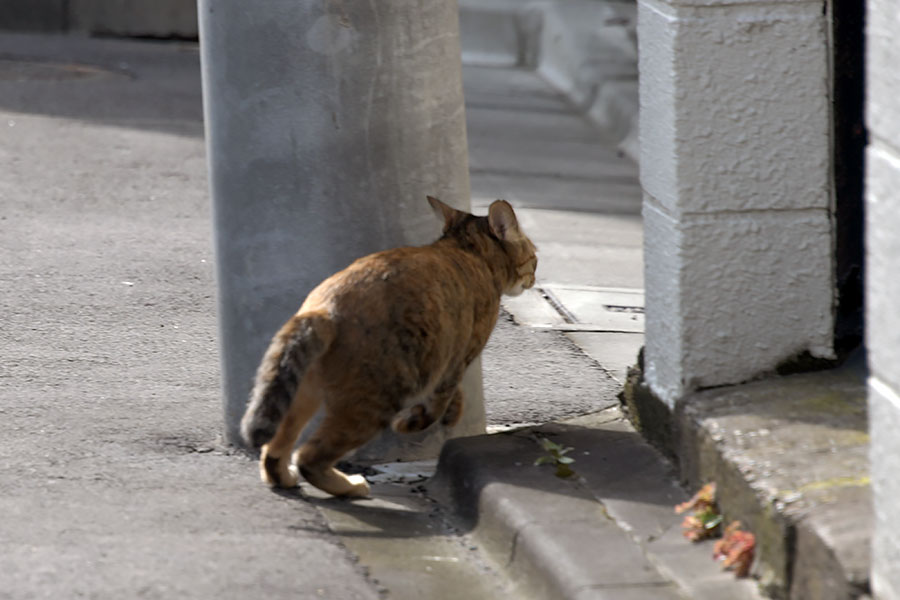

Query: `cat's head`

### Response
(428, 196, 537, 297)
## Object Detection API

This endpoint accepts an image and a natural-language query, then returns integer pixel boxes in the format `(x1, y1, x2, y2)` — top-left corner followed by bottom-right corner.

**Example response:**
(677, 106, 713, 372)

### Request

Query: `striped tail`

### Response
(240, 312, 334, 449)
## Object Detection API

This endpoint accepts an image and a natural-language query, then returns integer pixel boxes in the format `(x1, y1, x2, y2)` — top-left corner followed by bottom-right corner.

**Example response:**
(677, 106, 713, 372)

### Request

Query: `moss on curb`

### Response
(619, 347, 677, 462)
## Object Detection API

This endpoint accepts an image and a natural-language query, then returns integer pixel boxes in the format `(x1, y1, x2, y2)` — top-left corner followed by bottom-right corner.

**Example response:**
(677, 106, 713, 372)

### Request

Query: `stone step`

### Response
(625, 359, 873, 599)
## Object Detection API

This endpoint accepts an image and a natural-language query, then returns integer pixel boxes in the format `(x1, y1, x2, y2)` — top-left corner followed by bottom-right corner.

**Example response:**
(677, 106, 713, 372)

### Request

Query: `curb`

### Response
(427, 409, 765, 600)
(624, 361, 873, 599)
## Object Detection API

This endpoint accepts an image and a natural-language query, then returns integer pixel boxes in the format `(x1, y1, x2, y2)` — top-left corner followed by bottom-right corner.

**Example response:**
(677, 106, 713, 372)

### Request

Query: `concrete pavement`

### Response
(0, 26, 766, 600)
(0, 33, 379, 600)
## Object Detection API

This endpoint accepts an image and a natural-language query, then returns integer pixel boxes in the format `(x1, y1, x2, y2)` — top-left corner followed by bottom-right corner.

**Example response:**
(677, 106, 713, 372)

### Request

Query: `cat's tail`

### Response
(240, 311, 335, 449)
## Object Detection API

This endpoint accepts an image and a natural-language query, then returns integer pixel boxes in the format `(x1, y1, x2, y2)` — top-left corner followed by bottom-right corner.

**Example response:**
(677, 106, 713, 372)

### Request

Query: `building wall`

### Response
(638, 0, 835, 405)
(1, 0, 198, 37)
(866, 0, 900, 595)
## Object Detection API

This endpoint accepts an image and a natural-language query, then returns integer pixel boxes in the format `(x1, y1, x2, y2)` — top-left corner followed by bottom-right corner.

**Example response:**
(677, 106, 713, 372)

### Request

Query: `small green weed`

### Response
(534, 437, 577, 478)
(675, 482, 723, 541)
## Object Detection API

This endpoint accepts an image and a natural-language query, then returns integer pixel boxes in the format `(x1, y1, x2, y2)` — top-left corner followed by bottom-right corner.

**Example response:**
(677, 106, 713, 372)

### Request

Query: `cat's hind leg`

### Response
(293, 414, 378, 498)
(391, 382, 462, 433)
(260, 381, 321, 488)
(441, 387, 464, 427)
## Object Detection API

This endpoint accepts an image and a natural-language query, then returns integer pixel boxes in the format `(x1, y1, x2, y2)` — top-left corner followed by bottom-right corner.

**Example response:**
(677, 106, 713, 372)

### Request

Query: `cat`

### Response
(240, 196, 537, 497)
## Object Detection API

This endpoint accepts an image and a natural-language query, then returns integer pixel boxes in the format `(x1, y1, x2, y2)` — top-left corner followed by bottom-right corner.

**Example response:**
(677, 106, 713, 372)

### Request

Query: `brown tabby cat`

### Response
(240, 196, 537, 497)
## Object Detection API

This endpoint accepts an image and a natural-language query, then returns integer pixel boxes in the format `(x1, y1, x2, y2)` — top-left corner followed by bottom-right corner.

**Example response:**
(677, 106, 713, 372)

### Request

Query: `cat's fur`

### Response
(240, 196, 537, 497)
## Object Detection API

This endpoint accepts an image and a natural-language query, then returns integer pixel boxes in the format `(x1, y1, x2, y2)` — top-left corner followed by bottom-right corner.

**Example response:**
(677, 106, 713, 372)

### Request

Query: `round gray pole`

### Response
(198, 0, 484, 458)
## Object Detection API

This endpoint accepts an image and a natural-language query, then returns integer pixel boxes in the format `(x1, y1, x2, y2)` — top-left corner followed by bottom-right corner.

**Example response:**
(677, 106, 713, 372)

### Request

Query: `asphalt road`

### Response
(482, 312, 619, 427)
(0, 32, 624, 598)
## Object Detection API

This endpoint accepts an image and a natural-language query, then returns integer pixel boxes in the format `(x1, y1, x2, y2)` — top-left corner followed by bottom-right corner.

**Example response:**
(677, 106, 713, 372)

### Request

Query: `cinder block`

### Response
(868, 377, 900, 600)
(642, 199, 685, 406)
(865, 144, 900, 393)
(867, 5, 900, 597)
(639, 0, 829, 214)
(644, 200, 834, 403)
(638, 3, 678, 216)
(680, 209, 834, 386)
(867, 0, 900, 149)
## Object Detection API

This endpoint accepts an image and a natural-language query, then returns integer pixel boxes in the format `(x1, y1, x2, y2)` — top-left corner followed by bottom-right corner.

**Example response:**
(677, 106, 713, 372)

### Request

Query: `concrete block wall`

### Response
(866, 0, 900, 596)
(638, 0, 835, 405)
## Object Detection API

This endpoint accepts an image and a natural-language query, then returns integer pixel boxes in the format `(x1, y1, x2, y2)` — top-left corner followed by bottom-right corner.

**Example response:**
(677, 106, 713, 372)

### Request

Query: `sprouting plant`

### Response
(534, 437, 577, 478)
(675, 482, 723, 541)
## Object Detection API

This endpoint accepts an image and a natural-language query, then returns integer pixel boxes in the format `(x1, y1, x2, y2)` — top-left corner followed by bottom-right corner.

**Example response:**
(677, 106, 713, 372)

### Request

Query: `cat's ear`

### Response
(428, 195, 467, 232)
(488, 200, 520, 241)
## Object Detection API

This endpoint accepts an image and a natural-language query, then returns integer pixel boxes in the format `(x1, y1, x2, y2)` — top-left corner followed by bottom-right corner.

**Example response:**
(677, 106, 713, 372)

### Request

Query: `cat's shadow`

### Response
(274, 485, 440, 539)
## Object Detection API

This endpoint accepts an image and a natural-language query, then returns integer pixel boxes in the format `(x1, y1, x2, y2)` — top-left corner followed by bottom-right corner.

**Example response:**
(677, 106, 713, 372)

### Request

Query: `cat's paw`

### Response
(441, 395, 464, 427)
(343, 474, 371, 498)
(391, 404, 434, 433)
(260, 447, 299, 488)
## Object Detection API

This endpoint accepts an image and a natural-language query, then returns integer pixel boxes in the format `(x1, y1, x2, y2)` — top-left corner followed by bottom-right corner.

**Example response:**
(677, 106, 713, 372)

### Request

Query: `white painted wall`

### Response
(638, 0, 835, 406)
(866, 0, 900, 595)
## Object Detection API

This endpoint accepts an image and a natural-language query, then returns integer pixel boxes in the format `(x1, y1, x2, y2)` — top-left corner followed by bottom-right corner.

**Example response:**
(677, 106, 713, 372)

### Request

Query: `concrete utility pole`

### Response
(198, 0, 483, 458)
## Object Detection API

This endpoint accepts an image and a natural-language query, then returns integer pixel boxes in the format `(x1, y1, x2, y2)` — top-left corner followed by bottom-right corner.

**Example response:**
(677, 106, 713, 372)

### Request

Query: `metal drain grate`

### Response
(503, 285, 645, 333)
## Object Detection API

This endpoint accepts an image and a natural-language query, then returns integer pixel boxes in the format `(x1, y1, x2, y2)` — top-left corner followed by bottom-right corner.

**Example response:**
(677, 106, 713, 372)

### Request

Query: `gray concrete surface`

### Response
(458, 0, 639, 160)
(197, 0, 483, 455)
(428, 408, 764, 600)
(0, 29, 649, 600)
(0, 35, 377, 598)
(305, 478, 513, 600)
(483, 312, 620, 427)
(312, 16, 762, 600)
(674, 363, 871, 599)
(0, 15, 776, 600)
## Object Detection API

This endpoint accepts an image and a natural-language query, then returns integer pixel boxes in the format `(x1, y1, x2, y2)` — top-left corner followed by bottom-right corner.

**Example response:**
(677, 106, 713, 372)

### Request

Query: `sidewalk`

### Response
(0, 27, 739, 600)
(0, 17, 867, 600)
(298, 50, 763, 595)
(0, 33, 378, 600)
(455, 4, 873, 600)
(424, 24, 764, 598)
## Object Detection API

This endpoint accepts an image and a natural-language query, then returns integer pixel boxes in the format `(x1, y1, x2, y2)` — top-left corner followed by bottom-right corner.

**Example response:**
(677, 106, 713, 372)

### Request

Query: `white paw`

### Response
(345, 474, 371, 498)
(260, 458, 299, 488)
(281, 464, 300, 488)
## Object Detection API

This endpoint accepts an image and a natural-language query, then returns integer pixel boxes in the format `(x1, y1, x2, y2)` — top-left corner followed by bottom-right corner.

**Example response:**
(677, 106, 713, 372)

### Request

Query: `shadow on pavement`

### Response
(0, 32, 203, 136)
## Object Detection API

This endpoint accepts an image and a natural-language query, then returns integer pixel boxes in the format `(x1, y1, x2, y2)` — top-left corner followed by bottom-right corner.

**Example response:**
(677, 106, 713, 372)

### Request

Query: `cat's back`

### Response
(302, 243, 489, 319)
(300, 243, 497, 382)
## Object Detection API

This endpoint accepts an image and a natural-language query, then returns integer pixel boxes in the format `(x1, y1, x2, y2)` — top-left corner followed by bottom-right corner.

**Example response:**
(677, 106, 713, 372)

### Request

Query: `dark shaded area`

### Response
(619, 347, 677, 462)
(831, 0, 867, 358)
(775, 349, 839, 376)
(0, 0, 198, 40)
(0, 0, 68, 32)
(0, 32, 203, 136)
